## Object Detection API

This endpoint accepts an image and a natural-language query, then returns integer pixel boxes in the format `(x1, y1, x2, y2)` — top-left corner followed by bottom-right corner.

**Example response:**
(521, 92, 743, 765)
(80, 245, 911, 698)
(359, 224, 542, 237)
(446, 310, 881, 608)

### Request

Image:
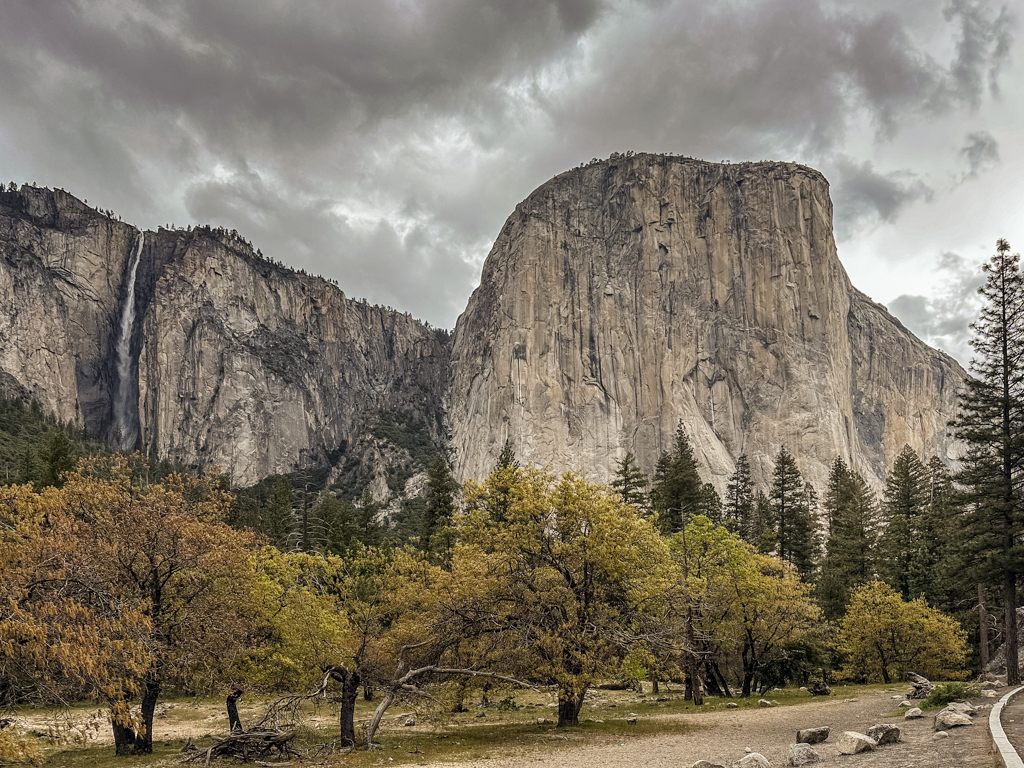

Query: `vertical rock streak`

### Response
(113, 233, 143, 449)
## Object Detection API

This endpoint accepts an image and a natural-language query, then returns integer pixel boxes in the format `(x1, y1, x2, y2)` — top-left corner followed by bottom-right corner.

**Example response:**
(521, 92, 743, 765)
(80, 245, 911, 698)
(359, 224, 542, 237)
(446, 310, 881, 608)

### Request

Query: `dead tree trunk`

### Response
(226, 689, 244, 733)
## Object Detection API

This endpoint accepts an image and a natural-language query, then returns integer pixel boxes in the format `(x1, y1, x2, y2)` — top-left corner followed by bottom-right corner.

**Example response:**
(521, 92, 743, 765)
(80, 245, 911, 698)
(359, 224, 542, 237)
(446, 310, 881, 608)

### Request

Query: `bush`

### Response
(923, 682, 981, 709)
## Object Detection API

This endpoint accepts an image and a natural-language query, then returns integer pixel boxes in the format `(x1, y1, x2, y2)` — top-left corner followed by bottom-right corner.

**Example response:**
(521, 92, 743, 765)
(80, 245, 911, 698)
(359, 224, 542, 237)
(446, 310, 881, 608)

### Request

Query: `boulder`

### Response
(795, 727, 829, 744)
(898, 700, 912, 707)
(946, 701, 978, 715)
(908, 673, 934, 699)
(808, 682, 831, 697)
(866, 724, 901, 746)
(904, 707, 923, 719)
(757, 699, 777, 707)
(934, 710, 973, 730)
(836, 731, 877, 755)
(983, 690, 998, 698)
(691, 762, 726, 768)
(736, 754, 771, 768)
(787, 743, 821, 766)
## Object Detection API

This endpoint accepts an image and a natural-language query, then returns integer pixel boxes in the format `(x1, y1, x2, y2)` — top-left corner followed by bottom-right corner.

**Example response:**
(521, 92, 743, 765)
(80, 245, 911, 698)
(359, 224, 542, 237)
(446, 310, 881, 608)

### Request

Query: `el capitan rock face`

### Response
(447, 154, 964, 490)
(0, 154, 966, 491)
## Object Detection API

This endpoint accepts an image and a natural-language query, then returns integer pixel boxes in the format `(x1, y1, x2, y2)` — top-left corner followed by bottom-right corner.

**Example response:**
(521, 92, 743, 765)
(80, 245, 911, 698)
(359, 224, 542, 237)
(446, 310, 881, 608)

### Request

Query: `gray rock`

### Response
(758, 698, 777, 708)
(983, 689, 998, 698)
(836, 732, 877, 754)
(904, 707, 923, 719)
(866, 724, 901, 745)
(946, 701, 978, 715)
(787, 743, 820, 766)
(795, 727, 829, 744)
(736, 754, 771, 768)
(690, 762, 726, 768)
(933, 731, 950, 739)
(403, 715, 416, 727)
(726, 702, 739, 708)
(934, 710, 973, 730)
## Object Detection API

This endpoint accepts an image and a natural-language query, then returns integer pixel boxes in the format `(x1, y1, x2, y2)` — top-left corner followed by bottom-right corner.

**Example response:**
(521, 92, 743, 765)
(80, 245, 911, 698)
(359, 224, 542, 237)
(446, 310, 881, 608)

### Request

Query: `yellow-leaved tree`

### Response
(838, 580, 968, 682)
(458, 469, 674, 726)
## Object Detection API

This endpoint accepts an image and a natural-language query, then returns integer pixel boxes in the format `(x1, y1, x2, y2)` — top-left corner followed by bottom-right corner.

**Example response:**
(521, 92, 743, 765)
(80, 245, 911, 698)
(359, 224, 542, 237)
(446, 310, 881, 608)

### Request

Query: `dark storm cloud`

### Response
(959, 130, 1001, 178)
(0, 0, 1016, 329)
(889, 251, 985, 364)
(832, 158, 934, 239)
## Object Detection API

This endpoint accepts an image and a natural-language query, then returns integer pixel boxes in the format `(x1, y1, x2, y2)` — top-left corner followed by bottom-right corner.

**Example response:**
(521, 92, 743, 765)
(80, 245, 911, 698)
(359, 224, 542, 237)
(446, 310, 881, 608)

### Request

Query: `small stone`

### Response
(836, 731, 877, 755)
(933, 731, 950, 739)
(787, 743, 820, 766)
(899, 700, 912, 707)
(690, 762, 726, 768)
(626, 715, 638, 725)
(983, 690, 998, 698)
(758, 698, 777, 707)
(904, 707, 923, 719)
(866, 724, 901, 746)
(403, 715, 416, 727)
(726, 702, 739, 708)
(934, 709, 973, 731)
(795, 727, 829, 744)
(737, 753, 771, 768)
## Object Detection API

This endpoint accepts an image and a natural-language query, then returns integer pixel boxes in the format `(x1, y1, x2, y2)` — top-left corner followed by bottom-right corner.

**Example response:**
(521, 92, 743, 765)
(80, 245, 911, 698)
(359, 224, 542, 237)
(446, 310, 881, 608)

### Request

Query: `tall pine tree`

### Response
(612, 452, 649, 510)
(817, 459, 879, 619)
(651, 423, 703, 533)
(724, 455, 754, 538)
(953, 239, 1024, 685)
(766, 447, 818, 578)
(879, 445, 929, 600)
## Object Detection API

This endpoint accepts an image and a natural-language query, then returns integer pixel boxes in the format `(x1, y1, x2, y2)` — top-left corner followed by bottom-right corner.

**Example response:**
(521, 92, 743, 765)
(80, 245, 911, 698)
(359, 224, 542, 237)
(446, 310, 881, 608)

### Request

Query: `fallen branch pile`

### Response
(185, 729, 299, 763)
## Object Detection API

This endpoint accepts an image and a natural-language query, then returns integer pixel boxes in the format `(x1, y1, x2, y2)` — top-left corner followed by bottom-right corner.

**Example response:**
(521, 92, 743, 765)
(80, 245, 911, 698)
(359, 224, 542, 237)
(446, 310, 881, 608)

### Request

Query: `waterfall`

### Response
(113, 233, 144, 449)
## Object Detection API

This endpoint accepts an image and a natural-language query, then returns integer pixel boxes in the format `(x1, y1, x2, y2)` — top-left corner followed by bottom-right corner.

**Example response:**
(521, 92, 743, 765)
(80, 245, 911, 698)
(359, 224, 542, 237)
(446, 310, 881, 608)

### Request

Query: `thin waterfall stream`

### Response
(113, 232, 143, 449)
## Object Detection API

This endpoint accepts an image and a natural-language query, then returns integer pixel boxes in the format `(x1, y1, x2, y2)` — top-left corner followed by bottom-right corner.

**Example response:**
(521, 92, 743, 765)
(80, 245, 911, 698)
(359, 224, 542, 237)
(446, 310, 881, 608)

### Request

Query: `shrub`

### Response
(923, 682, 981, 709)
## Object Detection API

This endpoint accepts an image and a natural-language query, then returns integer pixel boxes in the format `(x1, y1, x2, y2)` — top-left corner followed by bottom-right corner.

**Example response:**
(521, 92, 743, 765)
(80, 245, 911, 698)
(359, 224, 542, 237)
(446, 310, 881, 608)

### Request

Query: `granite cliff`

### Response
(448, 154, 965, 490)
(0, 155, 967, 492)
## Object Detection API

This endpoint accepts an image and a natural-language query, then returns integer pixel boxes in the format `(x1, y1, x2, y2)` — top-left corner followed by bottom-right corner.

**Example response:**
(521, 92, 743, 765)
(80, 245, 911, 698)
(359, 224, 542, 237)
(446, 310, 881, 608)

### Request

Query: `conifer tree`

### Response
(611, 452, 649, 510)
(495, 438, 519, 470)
(817, 460, 879, 619)
(422, 454, 459, 558)
(752, 490, 772, 553)
(953, 239, 1024, 685)
(651, 423, 703, 532)
(697, 482, 723, 524)
(921, 456, 960, 613)
(724, 455, 754, 537)
(879, 445, 929, 600)
(765, 447, 817, 577)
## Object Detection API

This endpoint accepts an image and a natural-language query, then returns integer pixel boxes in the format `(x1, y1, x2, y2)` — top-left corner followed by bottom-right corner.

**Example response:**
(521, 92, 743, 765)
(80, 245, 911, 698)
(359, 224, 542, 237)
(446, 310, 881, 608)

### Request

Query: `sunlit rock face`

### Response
(0, 155, 965, 492)
(447, 154, 965, 490)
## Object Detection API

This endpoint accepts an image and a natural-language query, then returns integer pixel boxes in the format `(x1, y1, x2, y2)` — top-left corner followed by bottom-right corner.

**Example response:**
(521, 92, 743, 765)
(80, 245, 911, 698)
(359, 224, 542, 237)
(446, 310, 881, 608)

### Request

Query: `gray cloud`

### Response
(960, 130, 1001, 178)
(888, 251, 985, 363)
(0, 0, 1017, 328)
(832, 157, 934, 238)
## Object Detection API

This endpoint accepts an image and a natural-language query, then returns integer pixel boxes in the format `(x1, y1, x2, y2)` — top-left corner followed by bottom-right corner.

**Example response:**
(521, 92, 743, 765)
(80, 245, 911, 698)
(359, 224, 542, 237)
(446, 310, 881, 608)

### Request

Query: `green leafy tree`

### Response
(952, 238, 1024, 685)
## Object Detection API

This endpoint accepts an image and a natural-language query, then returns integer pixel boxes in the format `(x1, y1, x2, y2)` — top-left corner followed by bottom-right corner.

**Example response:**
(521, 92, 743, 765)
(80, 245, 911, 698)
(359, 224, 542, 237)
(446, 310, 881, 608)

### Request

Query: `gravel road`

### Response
(424, 689, 998, 768)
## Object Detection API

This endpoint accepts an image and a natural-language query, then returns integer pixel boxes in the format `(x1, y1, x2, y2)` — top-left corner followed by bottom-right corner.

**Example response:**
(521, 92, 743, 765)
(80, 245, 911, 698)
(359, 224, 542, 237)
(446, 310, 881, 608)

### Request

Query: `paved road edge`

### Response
(991, 685, 1024, 768)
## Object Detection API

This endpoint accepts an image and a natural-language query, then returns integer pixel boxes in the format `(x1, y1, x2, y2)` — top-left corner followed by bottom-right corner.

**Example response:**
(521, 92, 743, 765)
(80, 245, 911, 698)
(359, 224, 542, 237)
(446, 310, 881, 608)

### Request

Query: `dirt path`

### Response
(424, 690, 998, 768)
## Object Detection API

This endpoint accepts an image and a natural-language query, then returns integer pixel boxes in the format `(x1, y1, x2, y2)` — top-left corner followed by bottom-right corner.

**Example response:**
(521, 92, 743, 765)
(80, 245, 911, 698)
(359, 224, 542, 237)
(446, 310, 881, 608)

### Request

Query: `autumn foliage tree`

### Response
(1, 456, 260, 755)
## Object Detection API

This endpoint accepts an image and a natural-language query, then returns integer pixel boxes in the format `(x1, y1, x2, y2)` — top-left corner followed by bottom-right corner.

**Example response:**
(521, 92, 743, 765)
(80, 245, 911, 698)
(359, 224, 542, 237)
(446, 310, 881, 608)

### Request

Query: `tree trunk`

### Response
(979, 583, 991, 669)
(135, 678, 161, 754)
(651, 676, 660, 695)
(479, 682, 492, 708)
(363, 683, 374, 701)
(710, 661, 732, 698)
(364, 691, 395, 748)
(1006, 572, 1020, 685)
(451, 679, 468, 713)
(556, 686, 587, 727)
(111, 719, 138, 756)
(340, 670, 361, 746)
(226, 689, 244, 733)
(741, 672, 753, 698)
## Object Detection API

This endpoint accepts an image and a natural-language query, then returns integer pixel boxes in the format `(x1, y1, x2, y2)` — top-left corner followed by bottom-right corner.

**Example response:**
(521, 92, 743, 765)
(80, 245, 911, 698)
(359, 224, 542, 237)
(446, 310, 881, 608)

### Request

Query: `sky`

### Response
(0, 0, 1019, 366)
